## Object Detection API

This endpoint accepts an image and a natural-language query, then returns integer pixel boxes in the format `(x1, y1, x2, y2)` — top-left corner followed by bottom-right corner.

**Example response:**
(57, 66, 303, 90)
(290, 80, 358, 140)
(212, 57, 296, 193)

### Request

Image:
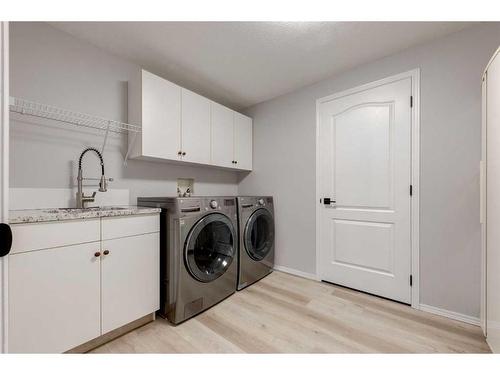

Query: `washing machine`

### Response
(237, 196, 275, 290)
(137, 196, 238, 324)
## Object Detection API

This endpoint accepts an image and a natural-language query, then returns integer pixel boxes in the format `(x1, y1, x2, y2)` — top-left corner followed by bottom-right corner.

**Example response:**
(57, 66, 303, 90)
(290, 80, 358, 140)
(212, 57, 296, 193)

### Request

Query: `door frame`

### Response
(315, 69, 421, 309)
(0, 21, 9, 353)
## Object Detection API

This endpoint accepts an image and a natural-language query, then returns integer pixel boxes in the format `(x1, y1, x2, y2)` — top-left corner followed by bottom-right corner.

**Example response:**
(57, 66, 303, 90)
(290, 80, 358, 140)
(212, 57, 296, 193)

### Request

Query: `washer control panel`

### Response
(209, 200, 219, 209)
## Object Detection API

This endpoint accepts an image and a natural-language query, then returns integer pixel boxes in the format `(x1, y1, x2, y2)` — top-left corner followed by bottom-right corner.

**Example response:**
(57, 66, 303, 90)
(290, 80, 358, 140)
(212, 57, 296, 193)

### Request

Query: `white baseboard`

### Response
(273, 265, 319, 281)
(419, 304, 480, 326)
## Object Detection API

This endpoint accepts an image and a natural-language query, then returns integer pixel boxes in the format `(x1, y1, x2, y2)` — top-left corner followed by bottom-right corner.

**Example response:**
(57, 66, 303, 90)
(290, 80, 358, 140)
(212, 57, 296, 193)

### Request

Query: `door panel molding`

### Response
(332, 101, 395, 210)
(315, 69, 420, 309)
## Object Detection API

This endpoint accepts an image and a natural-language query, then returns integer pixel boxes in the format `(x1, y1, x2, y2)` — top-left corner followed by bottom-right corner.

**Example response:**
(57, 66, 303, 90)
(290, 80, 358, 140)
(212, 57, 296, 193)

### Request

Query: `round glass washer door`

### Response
(244, 208, 275, 261)
(184, 212, 236, 282)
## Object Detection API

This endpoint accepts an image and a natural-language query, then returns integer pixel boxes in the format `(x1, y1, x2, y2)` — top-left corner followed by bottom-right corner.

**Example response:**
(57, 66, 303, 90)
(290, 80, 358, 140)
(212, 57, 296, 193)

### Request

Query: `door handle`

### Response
(0, 223, 13, 257)
(322, 198, 336, 205)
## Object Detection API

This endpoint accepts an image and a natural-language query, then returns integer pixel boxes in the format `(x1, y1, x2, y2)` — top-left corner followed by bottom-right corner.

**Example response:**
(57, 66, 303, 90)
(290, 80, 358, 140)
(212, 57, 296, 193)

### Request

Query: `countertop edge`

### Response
(9, 206, 162, 225)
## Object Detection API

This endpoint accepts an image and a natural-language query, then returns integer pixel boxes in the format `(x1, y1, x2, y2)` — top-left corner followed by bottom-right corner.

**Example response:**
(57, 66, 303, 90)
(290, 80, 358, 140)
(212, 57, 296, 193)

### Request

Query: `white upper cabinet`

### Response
(181, 89, 211, 164)
(211, 101, 235, 168)
(129, 69, 252, 170)
(234, 112, 253, 171)
(129, 69, 181, 160)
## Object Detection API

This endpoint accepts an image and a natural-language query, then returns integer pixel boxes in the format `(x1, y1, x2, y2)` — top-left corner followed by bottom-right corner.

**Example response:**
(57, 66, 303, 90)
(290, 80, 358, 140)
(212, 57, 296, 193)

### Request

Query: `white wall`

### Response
(9, 22, 238, 205)
(239, 23, 500, 318)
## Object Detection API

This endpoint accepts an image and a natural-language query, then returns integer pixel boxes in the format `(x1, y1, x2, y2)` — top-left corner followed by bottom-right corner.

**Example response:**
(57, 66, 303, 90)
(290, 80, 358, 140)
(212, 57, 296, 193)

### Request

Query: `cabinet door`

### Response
(101, 233, 159, 334)
(181, 88, 211, 164)
(234, 112, 253, 170)
(9, 242, 101, 353)
(211, 102, 234, 168)
(142, 70, 181, 160)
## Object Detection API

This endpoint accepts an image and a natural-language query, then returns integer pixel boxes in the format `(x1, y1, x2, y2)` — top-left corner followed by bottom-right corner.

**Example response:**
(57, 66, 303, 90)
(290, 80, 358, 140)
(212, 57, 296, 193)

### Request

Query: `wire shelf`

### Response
(9, 96, 141, 134)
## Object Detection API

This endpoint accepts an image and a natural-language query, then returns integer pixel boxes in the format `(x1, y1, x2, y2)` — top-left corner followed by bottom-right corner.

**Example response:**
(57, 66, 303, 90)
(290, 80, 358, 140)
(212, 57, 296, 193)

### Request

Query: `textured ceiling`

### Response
(49, 22, 474, 110)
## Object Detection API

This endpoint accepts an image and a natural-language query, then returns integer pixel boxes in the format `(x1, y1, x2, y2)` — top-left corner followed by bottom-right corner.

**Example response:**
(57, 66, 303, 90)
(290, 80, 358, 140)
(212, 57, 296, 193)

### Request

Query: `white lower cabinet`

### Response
(8, 214, 160, 353)
(9, 242, 101, 353)
(101, 233, 159, 334)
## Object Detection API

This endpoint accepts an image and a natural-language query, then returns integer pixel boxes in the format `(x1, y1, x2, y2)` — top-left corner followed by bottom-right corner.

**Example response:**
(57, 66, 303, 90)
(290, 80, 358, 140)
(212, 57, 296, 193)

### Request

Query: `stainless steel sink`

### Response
(42, 206, 128, 214)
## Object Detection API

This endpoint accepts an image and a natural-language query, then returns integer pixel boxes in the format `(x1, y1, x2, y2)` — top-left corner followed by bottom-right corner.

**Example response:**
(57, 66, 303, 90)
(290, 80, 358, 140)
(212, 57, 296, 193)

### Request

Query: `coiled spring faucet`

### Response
(76, 147, 108, 208)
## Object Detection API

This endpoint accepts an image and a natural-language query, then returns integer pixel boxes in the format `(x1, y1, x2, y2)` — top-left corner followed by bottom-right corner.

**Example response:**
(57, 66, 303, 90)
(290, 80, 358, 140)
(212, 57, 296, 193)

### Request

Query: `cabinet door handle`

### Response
(182, 152, 186, 156)
(178, 151, 182, 156)
(103, 250, 110, 255)
(94, 251, 101, 257)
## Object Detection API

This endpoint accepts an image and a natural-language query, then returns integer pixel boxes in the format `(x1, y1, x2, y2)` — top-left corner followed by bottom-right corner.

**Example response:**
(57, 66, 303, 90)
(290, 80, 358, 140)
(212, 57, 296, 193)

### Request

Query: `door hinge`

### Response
(410, 95, 413, 108)
(410, 185, 413, 196)
(410, 274, 413, 287)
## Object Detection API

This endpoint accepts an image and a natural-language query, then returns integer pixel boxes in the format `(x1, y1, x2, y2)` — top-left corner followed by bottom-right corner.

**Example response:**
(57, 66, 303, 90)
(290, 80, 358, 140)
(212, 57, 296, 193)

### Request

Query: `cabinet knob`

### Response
(103, 250, 110, 255)
(235, 161, 238, 164)
(182, 152, 186, 156)
(94, 251, 101, 257)
(178, 151, 182, 155)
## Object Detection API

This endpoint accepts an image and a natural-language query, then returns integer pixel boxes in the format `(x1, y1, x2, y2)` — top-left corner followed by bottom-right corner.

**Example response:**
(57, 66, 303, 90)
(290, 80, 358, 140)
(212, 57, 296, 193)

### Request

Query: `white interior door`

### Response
(318, 77, 412, 304)
(0, 21, 9, 354)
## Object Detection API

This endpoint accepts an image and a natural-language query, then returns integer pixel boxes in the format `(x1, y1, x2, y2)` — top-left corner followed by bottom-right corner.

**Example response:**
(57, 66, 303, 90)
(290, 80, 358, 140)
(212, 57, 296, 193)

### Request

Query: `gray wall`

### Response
(239, 23, 500, 318)
(10, 22, 238, 202)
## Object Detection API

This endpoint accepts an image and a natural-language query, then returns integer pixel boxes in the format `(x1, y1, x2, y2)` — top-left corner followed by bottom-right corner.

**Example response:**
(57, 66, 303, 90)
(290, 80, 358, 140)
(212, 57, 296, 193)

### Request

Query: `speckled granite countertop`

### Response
(9, 206, 161, 224)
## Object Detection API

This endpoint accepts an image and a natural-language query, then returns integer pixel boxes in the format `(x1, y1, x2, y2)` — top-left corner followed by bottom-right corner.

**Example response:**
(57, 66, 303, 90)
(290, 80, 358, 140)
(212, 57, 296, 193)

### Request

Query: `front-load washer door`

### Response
(184, 213, 236, 282)
(244, 208, 275, 261)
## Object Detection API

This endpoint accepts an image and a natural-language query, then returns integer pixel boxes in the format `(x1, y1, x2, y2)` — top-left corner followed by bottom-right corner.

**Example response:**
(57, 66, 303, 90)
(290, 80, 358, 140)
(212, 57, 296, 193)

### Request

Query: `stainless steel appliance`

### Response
(237, 196, 275, 290)
(137, 196, 238, 324)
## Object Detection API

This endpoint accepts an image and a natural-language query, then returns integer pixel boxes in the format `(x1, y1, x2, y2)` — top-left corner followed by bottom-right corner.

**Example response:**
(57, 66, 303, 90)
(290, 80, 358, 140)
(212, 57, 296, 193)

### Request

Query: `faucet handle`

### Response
(99, 175, 108, 192)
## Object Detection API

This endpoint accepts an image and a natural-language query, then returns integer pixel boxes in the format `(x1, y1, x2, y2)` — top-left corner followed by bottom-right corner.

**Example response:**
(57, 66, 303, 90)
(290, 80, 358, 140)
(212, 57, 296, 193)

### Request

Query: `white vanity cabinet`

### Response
(9, 241, 102, 353)
(8, 214, 160, 353)
(100, 215, 160, 334)
(129, 69, 253, 170)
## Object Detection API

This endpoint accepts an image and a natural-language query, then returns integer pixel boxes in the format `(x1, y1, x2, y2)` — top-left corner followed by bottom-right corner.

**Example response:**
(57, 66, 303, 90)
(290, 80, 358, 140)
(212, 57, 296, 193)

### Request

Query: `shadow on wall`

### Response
(122, 157, 240, 185)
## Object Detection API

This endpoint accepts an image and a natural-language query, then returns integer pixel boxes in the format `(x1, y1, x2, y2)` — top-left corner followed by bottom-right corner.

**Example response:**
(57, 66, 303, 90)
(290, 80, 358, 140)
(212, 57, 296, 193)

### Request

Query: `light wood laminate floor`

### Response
(91, 271, 490, 353)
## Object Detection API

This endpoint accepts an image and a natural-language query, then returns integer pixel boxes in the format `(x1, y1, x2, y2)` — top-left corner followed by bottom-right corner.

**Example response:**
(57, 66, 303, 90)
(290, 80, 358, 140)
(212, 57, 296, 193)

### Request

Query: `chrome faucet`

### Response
(76, 147, 108, 209)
